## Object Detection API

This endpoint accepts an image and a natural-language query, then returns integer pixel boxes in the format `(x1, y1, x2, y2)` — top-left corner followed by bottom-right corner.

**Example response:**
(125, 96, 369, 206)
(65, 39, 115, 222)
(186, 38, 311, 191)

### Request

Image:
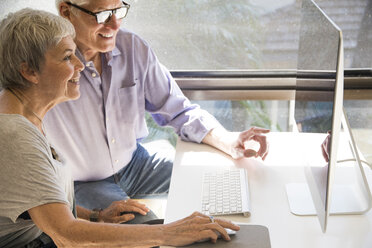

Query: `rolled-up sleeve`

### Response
(143, 52, 221, 143)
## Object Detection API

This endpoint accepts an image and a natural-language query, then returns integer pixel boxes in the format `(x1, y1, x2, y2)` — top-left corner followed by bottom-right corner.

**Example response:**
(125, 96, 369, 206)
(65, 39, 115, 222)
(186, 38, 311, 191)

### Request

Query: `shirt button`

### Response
(111, 138, 116, 143)
(92, 72, 97, 77)
(85, 62, 90, 67)
(115, 160, 119, 164)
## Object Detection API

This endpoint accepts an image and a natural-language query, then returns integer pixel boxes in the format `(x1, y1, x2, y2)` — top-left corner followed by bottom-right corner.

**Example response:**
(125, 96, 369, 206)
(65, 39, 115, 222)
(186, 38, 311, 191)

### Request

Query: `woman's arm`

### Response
(29, 202, 162, 247)
(28, 202, 240, 247)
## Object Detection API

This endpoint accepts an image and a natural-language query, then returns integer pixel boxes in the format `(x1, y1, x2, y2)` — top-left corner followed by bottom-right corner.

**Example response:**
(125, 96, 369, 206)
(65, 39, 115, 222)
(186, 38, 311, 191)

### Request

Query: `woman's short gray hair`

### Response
(0, 8, 75, 90)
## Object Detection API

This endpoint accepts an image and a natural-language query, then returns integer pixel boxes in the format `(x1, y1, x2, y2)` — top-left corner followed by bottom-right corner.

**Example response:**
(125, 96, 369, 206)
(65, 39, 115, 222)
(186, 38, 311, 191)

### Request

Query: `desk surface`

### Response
(164, 132, 372, 248)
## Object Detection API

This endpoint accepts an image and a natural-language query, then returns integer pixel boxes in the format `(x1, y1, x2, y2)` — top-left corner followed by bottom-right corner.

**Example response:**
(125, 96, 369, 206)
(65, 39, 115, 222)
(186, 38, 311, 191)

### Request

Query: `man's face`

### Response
(67, 0, 123, 55)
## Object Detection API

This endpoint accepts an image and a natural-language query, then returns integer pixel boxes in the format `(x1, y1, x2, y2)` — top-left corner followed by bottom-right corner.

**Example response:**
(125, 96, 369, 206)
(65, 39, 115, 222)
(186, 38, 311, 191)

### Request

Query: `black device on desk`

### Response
(186, 225, 271, 248)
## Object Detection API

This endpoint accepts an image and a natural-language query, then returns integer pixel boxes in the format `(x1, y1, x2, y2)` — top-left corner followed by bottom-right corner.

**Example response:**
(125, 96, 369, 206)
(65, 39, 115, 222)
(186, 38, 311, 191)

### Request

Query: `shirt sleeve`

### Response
(142, 47, 222, 143)
(0, 118, 69, 223)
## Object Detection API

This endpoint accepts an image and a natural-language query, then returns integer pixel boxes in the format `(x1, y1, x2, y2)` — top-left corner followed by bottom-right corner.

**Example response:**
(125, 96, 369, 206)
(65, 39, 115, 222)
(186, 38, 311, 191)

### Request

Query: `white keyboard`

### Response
(201, 168, 250, 217)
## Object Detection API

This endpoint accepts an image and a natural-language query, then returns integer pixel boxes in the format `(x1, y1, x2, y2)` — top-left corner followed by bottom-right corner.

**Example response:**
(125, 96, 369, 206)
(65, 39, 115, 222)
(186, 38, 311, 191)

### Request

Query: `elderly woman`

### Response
(0, 8, 239, 247)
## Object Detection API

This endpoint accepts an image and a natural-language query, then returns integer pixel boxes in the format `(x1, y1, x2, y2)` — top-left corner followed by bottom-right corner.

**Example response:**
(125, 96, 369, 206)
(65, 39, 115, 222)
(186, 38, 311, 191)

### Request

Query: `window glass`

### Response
(1, 0, 370, 69)
(316, 0, 372, 69)
(344, 99, 372, 164)
(124, 0, 300, 70)
(124, 0, 371, 70)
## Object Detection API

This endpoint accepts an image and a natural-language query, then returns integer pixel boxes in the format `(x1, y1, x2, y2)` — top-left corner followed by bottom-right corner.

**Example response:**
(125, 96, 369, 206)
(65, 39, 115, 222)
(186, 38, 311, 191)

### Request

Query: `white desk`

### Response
(164, 132, 372, 248)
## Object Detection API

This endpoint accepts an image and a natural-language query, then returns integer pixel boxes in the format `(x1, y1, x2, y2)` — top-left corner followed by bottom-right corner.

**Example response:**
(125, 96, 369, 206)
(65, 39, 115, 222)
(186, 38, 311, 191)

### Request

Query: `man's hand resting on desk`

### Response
(202, 126, 270, 160)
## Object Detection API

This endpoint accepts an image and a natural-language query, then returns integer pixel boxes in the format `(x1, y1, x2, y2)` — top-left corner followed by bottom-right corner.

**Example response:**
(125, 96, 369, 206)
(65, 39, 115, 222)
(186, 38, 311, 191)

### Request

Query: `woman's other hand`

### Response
(162, 211, 240, 246)
(100, 199, 150, 223)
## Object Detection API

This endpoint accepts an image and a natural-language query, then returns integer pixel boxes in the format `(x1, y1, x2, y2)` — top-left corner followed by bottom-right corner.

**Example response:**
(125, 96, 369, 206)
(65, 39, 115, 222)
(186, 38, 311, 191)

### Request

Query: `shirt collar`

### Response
(75, 46, 122, 67)
(106, 46, 121, 66)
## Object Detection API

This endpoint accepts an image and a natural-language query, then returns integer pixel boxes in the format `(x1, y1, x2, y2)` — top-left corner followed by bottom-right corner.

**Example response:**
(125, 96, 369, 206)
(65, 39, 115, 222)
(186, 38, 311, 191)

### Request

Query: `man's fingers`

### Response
(117, 199, 150, 214)
(115, 213, 135, 223)
(204, 223, 230, 241)
(128, 200, 150, 211)
(261, 146, 269, 160)
(214, 218, 240, 231)
(239, 127, 270, 140)
(243, 149, 257, 157)
(198, 229, 219, 243)
(252, 134, 268, 159)
(122, 206, 149, 215)
(321, 143, 329, 162)
(251, 127, 270, 133)
(237, 128, 269, 159)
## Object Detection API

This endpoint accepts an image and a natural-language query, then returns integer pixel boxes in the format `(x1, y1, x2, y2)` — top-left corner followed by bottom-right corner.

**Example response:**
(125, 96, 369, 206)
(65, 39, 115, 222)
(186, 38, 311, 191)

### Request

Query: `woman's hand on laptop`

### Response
(162, 211, 240, 246)
(99, 199, 150, 223)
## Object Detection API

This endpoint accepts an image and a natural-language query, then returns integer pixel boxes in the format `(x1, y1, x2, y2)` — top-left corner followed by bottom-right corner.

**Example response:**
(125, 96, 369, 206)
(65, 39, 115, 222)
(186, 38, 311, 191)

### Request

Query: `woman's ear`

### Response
(59, 2, 72, 20)
(19, 63, 39, 85)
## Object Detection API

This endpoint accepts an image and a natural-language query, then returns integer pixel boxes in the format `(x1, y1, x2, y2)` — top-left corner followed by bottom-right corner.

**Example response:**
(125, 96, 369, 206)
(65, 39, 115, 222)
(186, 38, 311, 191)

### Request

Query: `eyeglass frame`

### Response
(65, 1, 130, 24)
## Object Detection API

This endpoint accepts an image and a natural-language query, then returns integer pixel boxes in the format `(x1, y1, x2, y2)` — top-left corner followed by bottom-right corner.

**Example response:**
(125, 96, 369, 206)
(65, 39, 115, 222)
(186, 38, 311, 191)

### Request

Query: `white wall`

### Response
(0, 0, 57, 19)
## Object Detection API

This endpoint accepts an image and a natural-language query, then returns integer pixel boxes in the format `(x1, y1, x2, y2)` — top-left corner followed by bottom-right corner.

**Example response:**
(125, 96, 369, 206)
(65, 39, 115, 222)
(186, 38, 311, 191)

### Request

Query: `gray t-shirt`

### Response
(0, 114, 74, 247)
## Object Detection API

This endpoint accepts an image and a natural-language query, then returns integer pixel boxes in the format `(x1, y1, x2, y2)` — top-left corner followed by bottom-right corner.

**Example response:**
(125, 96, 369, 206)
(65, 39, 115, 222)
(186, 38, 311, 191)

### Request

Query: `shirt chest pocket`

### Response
(118, 84, 145, 125)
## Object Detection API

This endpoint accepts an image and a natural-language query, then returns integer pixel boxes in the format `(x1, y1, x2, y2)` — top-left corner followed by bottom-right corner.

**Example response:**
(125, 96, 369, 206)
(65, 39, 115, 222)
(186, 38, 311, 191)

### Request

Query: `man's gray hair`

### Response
(0, 8, 75, 90)
(55, 0, 89, 12)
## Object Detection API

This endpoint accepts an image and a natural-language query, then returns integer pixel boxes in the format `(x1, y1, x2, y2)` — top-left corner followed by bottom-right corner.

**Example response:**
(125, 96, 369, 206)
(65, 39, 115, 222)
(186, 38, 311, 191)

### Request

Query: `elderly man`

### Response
(45, 0, 269, 224)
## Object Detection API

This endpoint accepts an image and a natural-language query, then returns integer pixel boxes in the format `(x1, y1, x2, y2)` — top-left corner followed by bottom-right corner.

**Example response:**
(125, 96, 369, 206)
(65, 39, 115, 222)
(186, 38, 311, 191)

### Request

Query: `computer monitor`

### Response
(286, 0, 372, 233)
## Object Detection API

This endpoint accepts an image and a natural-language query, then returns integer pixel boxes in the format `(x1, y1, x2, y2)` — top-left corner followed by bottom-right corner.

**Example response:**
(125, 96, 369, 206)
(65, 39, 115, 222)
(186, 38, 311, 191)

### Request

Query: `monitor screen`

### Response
(294, 0, 343, 232)
(288, 1, 371, 232)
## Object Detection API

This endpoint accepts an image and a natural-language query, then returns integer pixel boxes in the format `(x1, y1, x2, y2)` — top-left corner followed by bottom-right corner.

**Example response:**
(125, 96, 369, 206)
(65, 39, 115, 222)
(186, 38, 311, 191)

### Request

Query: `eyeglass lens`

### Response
(96, 7, 129, 23)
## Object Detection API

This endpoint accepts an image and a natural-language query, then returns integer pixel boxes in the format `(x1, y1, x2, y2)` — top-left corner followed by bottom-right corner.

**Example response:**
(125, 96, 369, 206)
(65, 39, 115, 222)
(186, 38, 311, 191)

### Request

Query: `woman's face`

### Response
(36, 35, 84, 103)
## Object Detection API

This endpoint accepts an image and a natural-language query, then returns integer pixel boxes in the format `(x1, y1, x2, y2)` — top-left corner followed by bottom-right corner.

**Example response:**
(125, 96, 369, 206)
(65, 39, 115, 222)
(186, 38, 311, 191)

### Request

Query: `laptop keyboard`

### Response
(201, 168, 250, 217)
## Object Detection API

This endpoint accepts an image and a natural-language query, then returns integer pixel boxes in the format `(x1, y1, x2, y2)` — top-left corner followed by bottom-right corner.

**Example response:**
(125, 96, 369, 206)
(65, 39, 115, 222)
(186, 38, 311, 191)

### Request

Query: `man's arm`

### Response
(202, 126, 270, 160)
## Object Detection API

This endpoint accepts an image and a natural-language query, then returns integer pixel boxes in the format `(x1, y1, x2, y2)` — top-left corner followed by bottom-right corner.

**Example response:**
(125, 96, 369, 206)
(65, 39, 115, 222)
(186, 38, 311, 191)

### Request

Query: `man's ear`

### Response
(19, 63, 39, 85)
(59, 2, 72, 20)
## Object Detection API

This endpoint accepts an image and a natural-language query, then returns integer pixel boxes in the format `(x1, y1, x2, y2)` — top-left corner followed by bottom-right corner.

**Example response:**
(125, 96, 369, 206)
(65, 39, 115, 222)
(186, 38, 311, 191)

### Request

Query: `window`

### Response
(124, 0, 371, 70)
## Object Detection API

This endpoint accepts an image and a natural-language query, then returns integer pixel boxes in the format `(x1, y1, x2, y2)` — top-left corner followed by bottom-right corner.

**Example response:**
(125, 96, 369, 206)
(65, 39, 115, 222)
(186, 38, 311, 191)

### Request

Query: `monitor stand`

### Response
(286, 108, 372, 216)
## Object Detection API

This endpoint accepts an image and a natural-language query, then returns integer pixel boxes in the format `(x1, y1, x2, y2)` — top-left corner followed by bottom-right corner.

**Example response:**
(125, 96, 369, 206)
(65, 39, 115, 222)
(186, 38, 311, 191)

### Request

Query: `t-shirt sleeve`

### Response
(0, 118, 69, 223)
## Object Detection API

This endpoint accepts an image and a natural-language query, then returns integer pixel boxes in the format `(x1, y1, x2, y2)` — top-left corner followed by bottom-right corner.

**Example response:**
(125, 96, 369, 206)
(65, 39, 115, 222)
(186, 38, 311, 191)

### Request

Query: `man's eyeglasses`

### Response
(65, 1, 130, 24)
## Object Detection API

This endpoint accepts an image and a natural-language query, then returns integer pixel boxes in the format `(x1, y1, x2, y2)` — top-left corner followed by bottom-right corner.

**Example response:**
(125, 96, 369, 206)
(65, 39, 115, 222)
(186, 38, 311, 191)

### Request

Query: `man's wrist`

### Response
(89, 208, 103, 222)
